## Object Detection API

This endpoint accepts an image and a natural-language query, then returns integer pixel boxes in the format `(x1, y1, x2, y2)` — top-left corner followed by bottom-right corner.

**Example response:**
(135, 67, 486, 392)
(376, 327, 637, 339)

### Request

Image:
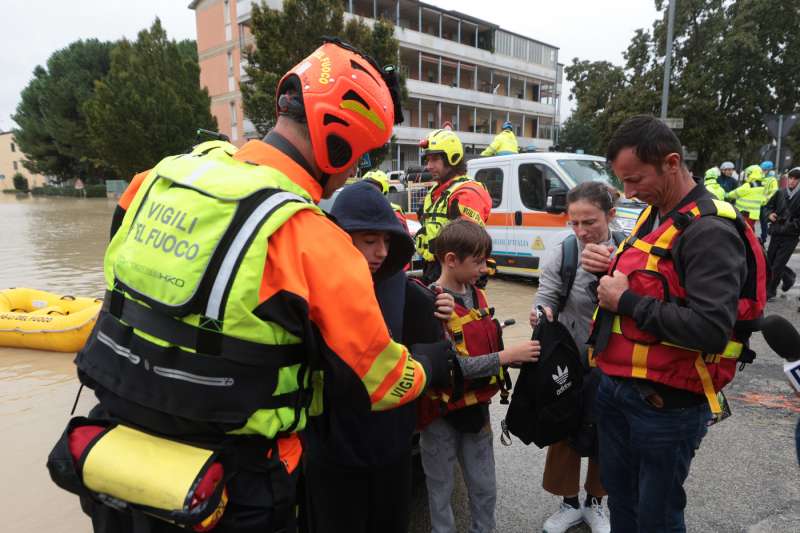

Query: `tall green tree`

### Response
(84, 19, 215, 179)
(12, 39, 113, 182)
(241, 0, 406, 161)
(565, 0, 800, 171)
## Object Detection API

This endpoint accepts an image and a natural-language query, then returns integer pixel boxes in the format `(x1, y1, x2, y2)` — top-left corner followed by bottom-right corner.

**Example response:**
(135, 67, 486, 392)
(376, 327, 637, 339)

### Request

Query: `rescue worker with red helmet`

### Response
(415, 128, 492, 283)
(48, 40, 453, 533)
(582, 116, 766, 532)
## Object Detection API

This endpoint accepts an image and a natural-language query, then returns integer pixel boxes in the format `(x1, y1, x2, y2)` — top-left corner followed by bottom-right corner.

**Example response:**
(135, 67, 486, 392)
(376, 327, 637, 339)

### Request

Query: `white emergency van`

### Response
(468, 152, 644, 278)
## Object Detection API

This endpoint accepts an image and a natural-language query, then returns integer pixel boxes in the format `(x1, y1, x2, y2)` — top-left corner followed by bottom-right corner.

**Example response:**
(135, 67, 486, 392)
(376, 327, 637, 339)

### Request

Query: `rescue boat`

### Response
(0, 288, 101, 352)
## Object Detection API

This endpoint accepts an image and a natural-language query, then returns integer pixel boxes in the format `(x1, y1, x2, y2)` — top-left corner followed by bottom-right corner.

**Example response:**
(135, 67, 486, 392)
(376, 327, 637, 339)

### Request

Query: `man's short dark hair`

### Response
(434, 219, 492, 263)
(606, 115, 683, 169)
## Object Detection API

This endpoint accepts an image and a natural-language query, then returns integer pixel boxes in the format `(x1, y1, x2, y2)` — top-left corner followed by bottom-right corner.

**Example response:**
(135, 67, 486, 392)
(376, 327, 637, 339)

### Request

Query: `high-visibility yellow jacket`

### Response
(481, 130, 519, 156)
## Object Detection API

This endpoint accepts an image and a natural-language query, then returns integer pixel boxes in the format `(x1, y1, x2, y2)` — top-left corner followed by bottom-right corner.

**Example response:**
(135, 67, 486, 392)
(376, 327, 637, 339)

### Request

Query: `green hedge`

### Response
(3, 189, 27, 194)
(31, 184, 107, 198)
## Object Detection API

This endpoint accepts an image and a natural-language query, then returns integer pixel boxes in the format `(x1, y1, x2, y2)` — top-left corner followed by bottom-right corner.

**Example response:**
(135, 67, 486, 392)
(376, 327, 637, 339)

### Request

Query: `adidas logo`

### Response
(552, 365, 569, 386)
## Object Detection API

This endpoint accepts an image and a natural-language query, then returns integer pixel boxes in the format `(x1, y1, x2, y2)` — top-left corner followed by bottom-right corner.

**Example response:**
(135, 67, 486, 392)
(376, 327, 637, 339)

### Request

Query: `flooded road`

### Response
(1, 195, 113, 531)
(0, 195, 115, 297)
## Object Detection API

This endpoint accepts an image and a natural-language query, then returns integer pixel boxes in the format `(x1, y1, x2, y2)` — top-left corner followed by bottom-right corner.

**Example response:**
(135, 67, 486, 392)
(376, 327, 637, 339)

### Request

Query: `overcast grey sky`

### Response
(0, 0, 660, 133)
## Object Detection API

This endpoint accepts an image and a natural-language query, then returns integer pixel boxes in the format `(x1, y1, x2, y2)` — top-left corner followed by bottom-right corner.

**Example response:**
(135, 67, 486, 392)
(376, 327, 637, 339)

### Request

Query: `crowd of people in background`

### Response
(703, 160, 800, 302)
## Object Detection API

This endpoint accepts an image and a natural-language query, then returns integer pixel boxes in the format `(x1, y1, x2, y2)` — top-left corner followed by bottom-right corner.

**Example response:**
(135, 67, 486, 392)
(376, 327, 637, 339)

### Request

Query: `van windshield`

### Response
(557, 159, 623, 191)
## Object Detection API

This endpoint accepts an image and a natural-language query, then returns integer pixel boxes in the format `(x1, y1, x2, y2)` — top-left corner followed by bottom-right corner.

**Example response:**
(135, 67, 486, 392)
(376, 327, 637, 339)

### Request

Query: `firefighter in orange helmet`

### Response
(55, 39, 454, 533)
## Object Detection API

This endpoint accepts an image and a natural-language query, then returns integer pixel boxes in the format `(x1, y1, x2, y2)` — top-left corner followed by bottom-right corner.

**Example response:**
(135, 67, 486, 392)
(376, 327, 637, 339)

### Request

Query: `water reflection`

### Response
(0, 195, 116, 297)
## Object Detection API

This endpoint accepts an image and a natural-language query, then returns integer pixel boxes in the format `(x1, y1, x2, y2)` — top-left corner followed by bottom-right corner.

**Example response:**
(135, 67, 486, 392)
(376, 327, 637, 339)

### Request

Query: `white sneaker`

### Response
(582, 497, 611, 533)
(542, 502, 583, 533)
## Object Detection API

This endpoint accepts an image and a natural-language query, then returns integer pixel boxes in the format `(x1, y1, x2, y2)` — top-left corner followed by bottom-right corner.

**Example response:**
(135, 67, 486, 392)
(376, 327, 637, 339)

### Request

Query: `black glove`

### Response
(411, 340, 454, 389)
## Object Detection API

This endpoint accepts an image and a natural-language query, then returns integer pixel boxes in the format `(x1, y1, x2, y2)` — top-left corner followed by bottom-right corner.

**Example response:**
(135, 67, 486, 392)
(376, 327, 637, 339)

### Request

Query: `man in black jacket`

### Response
(765, 167, 800, 299)
(581, 116, 754, 533)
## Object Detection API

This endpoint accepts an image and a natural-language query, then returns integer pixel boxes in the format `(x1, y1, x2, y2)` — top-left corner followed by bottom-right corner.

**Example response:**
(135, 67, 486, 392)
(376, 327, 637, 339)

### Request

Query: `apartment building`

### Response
(190, 0, 562, 171)
(0, 132, 48, 191)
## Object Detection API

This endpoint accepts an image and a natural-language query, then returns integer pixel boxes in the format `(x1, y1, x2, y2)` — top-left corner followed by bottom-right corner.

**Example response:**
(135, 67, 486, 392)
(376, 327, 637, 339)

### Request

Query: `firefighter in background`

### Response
(481, 120, 519, 156)
(415, 128, 493, 283)
(363, 169, 409, 232)
(703, 167, 726, 201)
(50, 40, 454, 533)
(727, 164, 767, 231)
(760, 161, 779, 245)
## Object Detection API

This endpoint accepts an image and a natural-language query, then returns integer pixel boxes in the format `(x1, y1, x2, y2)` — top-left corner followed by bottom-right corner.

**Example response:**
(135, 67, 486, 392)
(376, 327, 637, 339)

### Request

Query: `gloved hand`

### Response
(411, 340, 454, 389)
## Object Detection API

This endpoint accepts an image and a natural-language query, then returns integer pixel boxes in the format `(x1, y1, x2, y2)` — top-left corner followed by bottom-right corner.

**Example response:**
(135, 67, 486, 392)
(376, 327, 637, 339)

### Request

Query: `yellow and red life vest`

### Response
(417, 287, 506, 428)
(593, 198, 766, 413)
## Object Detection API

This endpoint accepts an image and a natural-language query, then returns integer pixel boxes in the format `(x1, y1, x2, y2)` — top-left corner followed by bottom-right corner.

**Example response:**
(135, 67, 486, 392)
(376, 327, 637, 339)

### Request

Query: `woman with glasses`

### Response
(529, 181, 623, 533)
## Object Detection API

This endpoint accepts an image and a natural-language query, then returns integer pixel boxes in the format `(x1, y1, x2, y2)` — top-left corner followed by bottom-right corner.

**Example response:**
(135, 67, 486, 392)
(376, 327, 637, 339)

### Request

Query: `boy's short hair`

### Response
(434, 219, 493, 262)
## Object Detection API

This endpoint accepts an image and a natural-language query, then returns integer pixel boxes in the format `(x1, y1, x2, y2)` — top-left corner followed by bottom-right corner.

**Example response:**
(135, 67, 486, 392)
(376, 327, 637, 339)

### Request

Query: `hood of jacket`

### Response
(331, 181, 415, 281)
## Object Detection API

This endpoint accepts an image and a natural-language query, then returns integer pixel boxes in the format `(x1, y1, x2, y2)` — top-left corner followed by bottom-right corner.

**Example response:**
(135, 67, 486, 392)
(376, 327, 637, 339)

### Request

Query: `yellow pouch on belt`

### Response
(46, 418, 229, 531)
(83, 425, 217, 511)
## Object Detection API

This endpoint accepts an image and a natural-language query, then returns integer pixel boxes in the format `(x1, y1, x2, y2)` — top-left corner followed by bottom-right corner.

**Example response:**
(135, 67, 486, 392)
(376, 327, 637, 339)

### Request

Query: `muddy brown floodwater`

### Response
(0, 194, 539, 531)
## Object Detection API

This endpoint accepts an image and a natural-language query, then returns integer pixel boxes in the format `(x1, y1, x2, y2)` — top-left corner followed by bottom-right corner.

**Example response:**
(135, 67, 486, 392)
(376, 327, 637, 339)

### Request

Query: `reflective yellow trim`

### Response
(631, 343, 649, 378)
(339, 100, 386, 130)
(694, 355, 722, 414)
(365, 341, 425, 410)
(463, 391, 479, 406)
(82, 425, 213, 511)
(645, 222, 681, 271)
(711, 199, 736, 220)
(613, 316, 743, 360)
(632, 206, 652, 235)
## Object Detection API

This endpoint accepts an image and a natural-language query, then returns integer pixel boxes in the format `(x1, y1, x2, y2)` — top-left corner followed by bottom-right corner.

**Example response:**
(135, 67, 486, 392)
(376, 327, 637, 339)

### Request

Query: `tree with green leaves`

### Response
(566, 0, 800, 171)
(12, 173, 29, 191)
(84, 19, 216, 179)
(12, 39, 114, 182)
(241, 0, 405, 166)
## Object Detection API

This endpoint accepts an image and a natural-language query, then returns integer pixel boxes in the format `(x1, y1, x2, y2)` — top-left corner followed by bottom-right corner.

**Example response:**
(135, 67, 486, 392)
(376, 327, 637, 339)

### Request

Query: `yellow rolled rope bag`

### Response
(47, 417, 228, 531)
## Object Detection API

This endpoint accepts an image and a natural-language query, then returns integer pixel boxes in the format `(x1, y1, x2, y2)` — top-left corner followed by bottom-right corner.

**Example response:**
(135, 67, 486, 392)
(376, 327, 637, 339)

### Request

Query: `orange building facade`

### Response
(190, 0, 561, 168)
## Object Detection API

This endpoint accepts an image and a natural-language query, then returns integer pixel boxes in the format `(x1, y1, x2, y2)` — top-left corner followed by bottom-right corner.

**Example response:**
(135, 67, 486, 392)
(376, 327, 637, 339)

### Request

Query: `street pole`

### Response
(775, 114, 783, 171)
(660, 0, 676, 119)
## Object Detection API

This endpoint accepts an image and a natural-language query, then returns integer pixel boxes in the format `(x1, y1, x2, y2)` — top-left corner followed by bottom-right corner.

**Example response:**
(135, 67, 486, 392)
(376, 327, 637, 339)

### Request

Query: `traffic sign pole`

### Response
(776, 114, 783, 171)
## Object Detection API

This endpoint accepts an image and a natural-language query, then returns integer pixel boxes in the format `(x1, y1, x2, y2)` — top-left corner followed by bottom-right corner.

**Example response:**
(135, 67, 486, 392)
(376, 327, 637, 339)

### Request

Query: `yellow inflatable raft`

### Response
(0, 288, 101, 352)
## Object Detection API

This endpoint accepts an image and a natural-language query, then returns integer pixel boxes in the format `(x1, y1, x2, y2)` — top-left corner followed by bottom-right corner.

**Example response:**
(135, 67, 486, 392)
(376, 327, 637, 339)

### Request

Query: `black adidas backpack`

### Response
(503, 313, 584, 448)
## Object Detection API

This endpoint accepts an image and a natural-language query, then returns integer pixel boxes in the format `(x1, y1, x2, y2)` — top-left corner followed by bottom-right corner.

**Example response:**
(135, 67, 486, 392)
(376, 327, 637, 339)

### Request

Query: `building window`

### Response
(223, 0, 230, 24)
(13, 161, 18, 171)
(227, 51, 234, 76)
(10, 142, 15, 152)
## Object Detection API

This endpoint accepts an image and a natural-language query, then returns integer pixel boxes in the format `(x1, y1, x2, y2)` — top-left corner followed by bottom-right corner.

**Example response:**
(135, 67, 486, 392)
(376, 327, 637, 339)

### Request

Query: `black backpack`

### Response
(557, 231, 626, 312)
(503, 315, 584, 448)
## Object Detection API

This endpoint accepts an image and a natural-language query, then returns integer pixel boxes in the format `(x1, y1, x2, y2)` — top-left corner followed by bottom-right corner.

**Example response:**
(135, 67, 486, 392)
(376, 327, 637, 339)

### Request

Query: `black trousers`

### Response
(766, 235, 799, 296)
(303, 453, 413, 533)
(81, 468, 299, 533)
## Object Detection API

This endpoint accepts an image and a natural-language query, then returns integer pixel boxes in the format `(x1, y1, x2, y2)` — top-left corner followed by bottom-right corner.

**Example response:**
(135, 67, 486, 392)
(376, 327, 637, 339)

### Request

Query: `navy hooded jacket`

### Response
(304, 181, 444, 468)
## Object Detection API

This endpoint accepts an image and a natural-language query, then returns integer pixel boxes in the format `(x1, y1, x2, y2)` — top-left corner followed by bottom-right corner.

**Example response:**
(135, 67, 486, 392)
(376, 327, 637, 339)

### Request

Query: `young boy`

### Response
(303, 181, 455, 533)
(420, 219, 540, 533)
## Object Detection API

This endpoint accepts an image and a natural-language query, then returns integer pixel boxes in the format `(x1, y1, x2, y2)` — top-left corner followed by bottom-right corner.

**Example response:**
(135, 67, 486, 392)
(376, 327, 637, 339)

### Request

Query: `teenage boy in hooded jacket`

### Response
(302, 181, 454, 533)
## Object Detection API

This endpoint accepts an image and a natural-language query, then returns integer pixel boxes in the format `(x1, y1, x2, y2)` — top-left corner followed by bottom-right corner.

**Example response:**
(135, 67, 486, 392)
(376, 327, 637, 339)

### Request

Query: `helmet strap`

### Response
(264, 130, 317, 181)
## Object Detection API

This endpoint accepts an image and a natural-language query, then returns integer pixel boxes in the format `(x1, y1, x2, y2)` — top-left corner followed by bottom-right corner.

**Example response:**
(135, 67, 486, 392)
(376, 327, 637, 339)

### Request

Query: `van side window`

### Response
(519, 163, 565, 210)
(475, 168, 503, 208)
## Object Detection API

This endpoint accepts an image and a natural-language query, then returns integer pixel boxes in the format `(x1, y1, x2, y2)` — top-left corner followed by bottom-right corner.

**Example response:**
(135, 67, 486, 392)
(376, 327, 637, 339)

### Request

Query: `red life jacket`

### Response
(593, 198, 766, 414)
(417, 286, 507, 429)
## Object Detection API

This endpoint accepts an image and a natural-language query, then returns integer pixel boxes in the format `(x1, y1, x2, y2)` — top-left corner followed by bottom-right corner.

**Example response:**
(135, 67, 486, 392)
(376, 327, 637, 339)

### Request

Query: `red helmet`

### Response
(277, 40, 398, 175)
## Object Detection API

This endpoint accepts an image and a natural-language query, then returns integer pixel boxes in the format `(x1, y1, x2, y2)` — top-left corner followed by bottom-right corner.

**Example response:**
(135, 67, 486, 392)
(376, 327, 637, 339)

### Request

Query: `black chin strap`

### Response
(264, 131, 329, 188)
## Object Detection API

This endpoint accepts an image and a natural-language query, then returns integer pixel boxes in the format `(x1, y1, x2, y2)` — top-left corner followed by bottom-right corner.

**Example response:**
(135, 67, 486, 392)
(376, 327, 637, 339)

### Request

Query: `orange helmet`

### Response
(277, 40, 401, 175)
